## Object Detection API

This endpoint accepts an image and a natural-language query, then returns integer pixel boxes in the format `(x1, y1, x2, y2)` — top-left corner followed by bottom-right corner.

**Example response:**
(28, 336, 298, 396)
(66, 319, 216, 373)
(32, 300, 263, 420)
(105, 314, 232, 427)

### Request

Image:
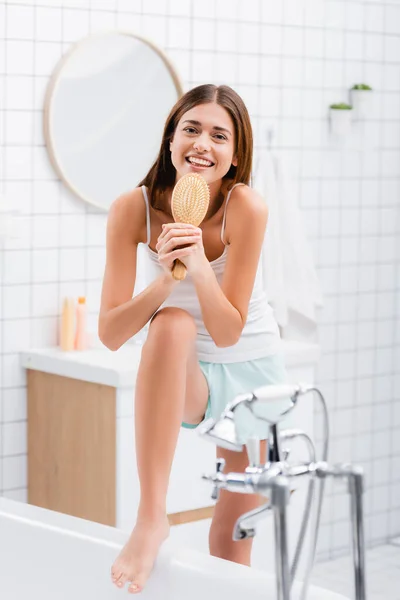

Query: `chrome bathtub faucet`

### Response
(199, 384, 367, 600)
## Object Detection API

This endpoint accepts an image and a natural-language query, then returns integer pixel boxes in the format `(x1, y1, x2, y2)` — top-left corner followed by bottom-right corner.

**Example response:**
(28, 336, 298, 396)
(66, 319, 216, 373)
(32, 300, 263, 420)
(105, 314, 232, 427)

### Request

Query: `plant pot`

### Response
(329, 108, 352, 136)
(350, 89, 372, 119)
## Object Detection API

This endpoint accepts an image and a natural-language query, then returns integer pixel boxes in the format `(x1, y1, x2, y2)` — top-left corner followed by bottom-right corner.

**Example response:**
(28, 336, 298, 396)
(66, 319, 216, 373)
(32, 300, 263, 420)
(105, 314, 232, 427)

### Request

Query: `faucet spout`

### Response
(233, 500, 272, 541)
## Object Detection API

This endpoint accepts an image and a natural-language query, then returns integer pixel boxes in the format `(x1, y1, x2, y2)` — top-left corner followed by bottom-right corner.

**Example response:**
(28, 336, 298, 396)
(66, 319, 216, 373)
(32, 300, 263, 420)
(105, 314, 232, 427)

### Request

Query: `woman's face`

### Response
(169, 102, 237, 185)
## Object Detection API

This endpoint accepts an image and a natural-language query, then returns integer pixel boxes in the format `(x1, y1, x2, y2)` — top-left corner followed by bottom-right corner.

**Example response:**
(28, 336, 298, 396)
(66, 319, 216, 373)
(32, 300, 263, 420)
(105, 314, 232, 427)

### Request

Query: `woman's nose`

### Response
(193, 134, 211, 152)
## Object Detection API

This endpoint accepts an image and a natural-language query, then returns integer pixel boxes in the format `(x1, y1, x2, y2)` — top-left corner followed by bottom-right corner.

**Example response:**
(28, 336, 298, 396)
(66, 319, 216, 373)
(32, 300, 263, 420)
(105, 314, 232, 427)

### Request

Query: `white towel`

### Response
(253, 149, 324, 328)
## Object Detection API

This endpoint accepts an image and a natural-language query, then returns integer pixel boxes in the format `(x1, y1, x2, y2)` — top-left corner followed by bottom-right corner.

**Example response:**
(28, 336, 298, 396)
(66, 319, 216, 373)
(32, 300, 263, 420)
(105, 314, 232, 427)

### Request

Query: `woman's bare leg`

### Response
(209, 441, 267, 566)
(111, 308, 209, 593)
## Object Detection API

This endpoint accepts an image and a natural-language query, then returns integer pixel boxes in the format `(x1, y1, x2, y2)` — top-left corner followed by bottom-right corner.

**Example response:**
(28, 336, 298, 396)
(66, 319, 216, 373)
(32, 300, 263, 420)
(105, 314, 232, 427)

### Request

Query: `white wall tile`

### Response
(192, 0, 215, 19)
(238, 55, 259, 86)
(32, 249, 59, 283)
(60, 248, 86, 281)
(87, 215, 106, 246)
(62, 8, 90, 42)
(3, 285, 31, 319)
(59, 214, 86, 247)
(238, 0, 259, 23)
(4, 146, 33, 180)
(304, 0, 325, 28)
(86, 247, 106, 280)
(34, 41, 62, 77)
(2, 354, 26, 389)
(192, 18, 215, 51)
(337, 323, 356, 352)
(2, 387, 26, 422)
(192, 51, 216, 83)
(261, 1, 282, 25)
(140, 15, 167, 47)
(169, 0, 191, 17)
(365, 4, 384, 33)
(31, 316, 58, 347)
(2, 455, 27, 490)
(32, 181, 60, 214)
(356, 349, 375, 379)
(5, 40, 34, 75)
(3, 250, 31, 284)
(2, 421, 27, 456)
(32, 283, 59, 318)
(214, 20, 237, 53)
(32, 215, 60, 248)
(5, 76, 34, 111)
(95, 0, 117, 10)
(168, 17, 191, 49)
(35, 7, 62, 42)
(63, 0, 90, 7)
(370, 512, 389, 543)
(5, 111, 33, 145)
(6, 5, 35, 40)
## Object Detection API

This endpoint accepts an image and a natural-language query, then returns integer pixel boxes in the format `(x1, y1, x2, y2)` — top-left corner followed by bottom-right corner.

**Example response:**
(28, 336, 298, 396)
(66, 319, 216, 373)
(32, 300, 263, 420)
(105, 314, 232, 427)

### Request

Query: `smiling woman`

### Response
(98, 84, 284, 594)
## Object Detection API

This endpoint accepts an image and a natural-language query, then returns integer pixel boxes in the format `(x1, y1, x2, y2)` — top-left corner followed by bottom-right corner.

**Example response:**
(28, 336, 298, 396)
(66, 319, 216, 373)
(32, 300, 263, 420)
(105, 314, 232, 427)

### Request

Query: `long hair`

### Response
(138, 84, 253, 209)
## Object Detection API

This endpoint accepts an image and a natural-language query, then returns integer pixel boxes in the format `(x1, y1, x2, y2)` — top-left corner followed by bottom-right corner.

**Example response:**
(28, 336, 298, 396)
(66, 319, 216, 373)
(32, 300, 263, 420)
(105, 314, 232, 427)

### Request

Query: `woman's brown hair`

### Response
(137, 84, 253, 209)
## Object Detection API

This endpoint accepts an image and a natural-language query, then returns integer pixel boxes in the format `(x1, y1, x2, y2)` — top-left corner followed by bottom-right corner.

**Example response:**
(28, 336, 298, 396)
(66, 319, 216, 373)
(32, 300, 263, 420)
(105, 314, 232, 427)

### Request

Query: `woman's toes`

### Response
(116, 572, 130, 589)
(128, 582, 141, 594)
(130, 573, 146, 593)
(111, 568, 121, 583)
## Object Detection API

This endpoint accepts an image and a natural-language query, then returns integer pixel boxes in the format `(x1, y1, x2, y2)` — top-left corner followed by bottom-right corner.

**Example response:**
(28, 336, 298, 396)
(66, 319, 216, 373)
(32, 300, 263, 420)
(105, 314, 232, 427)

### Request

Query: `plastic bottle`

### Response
(60, 297, 75, 351)
(74, 296, 88, 350)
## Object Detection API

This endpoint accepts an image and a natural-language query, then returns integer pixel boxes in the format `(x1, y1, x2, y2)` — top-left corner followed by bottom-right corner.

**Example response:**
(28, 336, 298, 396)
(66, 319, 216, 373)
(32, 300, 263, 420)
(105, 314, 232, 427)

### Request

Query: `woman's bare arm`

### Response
(192, 185, 268, 347)
(98, 189, 178, 351)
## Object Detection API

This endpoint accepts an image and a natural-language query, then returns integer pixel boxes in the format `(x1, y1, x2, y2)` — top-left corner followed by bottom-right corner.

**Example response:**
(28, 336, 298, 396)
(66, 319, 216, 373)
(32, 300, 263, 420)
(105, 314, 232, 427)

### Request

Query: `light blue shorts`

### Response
(181, 353, 289, 442)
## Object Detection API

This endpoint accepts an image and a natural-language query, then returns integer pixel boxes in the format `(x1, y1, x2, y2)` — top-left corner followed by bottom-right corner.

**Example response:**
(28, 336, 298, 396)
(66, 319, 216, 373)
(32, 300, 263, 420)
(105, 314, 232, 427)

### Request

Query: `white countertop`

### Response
(20, 340, 320, 388)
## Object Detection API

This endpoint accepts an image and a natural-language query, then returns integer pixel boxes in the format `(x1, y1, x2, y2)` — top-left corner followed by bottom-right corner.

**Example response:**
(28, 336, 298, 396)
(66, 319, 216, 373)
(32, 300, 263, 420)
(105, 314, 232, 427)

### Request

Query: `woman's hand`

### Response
(156, 223, 208, 277)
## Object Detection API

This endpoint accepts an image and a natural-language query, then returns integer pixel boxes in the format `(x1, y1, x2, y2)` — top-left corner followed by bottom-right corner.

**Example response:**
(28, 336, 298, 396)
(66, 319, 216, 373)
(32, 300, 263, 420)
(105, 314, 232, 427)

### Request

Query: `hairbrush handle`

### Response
(172, 259, 187, 281)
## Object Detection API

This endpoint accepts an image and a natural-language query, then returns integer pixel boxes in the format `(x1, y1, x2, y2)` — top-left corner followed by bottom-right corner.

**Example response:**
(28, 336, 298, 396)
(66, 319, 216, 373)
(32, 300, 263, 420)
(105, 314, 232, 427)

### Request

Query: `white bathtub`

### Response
(0, 498, 349, 600)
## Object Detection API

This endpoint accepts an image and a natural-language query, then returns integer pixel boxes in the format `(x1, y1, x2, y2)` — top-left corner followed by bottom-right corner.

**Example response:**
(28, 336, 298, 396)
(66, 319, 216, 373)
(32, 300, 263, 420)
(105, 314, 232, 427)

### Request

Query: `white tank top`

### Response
(139, 184, 282, 363)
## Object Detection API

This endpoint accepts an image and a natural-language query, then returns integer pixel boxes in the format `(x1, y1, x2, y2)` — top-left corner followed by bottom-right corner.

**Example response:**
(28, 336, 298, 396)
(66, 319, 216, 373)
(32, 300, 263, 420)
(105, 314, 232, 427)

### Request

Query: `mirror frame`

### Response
(43, 30, 184, 211)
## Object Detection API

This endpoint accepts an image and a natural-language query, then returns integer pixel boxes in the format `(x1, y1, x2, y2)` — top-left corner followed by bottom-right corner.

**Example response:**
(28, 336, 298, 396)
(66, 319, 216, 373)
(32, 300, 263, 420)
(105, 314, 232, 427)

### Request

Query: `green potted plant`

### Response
(350, 84, 373, 118)
(329, 103, 353, 136)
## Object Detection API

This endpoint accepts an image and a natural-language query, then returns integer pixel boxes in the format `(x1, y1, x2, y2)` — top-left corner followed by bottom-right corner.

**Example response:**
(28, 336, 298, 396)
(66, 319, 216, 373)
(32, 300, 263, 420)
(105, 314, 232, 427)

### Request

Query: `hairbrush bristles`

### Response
(171, 173, 210, 281)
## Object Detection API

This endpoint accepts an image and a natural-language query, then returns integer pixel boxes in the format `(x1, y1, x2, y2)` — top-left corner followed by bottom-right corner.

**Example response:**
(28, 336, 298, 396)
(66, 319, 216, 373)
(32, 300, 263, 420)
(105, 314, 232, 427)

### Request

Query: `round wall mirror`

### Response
(44, 32, 183, 211)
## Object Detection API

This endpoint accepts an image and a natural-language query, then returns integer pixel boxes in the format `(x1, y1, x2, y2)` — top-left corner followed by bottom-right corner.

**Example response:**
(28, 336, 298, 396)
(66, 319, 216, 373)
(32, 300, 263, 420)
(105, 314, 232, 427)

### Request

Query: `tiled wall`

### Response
(1, 0, 399, 562)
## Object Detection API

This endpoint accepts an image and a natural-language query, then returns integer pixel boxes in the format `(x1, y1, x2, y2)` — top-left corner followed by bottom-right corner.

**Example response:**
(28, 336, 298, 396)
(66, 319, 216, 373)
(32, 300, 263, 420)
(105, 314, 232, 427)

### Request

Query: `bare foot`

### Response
(111, 515, 170, 594)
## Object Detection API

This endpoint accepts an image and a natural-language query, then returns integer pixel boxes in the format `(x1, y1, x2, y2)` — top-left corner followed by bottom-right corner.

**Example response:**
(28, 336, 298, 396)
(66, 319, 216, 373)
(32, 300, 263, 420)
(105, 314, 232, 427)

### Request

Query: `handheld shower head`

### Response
(197, 383, 314, 451)
(197, 410, 244, 452)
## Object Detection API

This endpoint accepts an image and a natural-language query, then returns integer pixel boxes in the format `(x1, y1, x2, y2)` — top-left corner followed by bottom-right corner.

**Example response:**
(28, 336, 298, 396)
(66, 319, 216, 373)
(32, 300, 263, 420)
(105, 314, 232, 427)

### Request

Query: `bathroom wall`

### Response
(0, 0, 399, 562)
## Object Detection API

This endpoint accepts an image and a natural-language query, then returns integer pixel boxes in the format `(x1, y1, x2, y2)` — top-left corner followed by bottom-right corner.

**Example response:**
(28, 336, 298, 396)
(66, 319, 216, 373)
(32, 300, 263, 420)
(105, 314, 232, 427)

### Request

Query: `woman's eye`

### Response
(183, 127, 226, 141)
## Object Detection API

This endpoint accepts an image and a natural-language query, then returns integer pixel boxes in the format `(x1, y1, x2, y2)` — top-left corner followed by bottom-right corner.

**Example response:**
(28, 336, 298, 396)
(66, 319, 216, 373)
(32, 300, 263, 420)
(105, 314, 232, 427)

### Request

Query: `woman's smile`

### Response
(185, 155, 215, 170)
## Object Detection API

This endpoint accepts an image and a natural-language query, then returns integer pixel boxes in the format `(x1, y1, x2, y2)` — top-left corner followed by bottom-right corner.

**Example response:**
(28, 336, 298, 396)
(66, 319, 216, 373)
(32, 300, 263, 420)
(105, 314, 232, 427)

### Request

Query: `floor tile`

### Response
(310, 543, 400, 600)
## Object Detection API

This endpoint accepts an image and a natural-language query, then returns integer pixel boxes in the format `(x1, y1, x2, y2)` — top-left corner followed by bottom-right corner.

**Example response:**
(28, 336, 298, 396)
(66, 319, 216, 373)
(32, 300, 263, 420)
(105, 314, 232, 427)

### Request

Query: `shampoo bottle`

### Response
(74, 296, 88, 350)
(60, 297, 75, 351)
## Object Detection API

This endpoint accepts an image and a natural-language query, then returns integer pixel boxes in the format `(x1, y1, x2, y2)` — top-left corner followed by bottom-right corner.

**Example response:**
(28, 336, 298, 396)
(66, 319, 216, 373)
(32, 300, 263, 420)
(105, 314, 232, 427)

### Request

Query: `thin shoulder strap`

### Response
(221, 183, 246, 244)
(141, 185, 151, 245)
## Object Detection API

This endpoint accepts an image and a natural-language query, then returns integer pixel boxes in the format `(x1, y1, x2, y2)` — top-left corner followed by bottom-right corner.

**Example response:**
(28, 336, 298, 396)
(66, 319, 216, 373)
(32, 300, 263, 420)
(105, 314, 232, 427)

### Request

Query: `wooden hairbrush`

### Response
(171, 173, 210, 281)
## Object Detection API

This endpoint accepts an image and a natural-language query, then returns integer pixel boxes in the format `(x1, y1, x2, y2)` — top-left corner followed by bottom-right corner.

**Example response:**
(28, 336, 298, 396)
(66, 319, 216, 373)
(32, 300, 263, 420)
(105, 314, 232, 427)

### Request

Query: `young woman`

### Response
(98, 84, 287, 594)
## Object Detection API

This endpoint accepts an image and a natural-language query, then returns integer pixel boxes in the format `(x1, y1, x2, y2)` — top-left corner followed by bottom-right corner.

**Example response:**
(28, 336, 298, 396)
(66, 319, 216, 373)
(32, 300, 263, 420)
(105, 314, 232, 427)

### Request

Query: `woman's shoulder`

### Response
(223, 183, 268, 245)
(108, 186, 147, 245)
(227, 182, 268, 218)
